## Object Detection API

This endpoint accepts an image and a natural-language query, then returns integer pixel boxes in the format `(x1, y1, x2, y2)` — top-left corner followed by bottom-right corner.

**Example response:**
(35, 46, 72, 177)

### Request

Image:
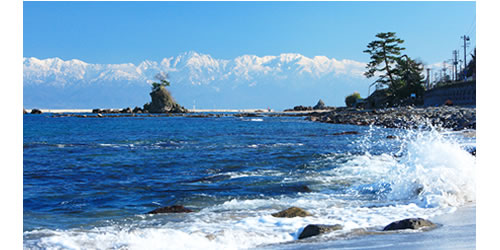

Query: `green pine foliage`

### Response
(364, 32, 425, 103)
(151, 72, 170, 92)
(345, 92, 361, 107)
(363, 32, 405, 91)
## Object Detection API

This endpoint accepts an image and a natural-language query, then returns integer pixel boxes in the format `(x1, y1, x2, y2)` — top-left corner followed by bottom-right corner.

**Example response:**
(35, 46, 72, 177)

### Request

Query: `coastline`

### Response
(29, 106, 476, 133)
(23, 108, 335, 114)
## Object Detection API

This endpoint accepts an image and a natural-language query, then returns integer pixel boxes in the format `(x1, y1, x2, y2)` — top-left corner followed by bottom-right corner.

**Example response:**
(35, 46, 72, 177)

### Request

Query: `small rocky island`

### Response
(142, 83, 187, 113)
(92, 73, 187, 114)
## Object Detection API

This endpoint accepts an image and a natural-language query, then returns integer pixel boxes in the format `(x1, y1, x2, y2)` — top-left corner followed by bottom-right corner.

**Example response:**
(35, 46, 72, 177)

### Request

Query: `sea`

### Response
(23, 113, 476, 249)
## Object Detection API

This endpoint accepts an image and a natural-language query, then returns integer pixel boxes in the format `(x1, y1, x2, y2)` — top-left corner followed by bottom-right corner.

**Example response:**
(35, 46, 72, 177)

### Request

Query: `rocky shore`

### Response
(307, 106, 476, 131)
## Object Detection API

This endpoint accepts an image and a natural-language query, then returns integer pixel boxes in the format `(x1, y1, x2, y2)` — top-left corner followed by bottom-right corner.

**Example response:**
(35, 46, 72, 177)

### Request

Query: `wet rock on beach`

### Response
(271, 207, 312, 218)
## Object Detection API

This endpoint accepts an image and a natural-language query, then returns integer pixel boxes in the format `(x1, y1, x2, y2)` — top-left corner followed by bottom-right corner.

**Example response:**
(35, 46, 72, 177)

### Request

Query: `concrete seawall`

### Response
(424, 80, 476, 107)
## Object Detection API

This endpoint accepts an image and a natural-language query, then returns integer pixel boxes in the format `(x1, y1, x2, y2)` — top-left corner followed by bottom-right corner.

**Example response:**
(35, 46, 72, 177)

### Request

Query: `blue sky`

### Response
(24, 1, 476, 66)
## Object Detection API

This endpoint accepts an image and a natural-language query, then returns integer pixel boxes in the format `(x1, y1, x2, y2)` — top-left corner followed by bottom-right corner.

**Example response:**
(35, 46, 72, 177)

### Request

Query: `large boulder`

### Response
(298, 224, 343, 239)
(144, 87, 187, 113)
(383, 218, 436, 231)
(313, 99, 326, 110)
(30, 109, 42, 114)
(271, 207, 312, 218)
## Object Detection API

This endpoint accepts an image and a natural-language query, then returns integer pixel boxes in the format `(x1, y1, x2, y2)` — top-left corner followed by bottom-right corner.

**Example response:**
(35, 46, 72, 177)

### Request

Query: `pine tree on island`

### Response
(143, 72, 187, 113)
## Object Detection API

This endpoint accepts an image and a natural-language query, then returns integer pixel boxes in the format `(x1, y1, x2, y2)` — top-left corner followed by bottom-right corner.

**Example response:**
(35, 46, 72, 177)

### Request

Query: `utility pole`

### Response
(447, 59, 455, 82)
(461, 35, 470, 80)
(452, 50, 459, 81)
(442, 61, 447, 82)
(426, 68, 431, 89)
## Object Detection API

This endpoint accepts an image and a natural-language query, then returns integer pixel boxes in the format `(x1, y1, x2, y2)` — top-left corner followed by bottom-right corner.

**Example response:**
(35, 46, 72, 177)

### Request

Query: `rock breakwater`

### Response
(307, 106, 475, 130)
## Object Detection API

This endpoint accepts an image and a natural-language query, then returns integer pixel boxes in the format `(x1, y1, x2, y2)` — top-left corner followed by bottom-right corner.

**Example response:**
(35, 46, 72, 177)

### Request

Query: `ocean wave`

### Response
(303, 127, 476, 209)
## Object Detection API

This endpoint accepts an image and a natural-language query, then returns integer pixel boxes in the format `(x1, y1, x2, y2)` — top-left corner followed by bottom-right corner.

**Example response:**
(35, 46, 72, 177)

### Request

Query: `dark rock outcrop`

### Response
(30, 109, 42, 114)
(132, 106, 143, 113)
(144, 87, 187, 113)
(313, 99, 326, 110)
(285, 105, 313, 112)
(383, 218, 436, 231)
(120, 107, 132, 113)
(93, 109, 120, 114)
(147, 205, 193, 214)
(298, 224, 343, 239)
(271, 207, 312, 218)
(23, 109, 27, 114)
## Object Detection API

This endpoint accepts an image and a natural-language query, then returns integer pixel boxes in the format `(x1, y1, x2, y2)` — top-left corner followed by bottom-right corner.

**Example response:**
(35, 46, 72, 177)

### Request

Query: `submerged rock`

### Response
(383, 218, 436, 231)
(298, 224, 343, 239)
(147, 205, 193, 214)
(332, 131, 359, 136)
(293, 185, 312, 193)
(271, 207, 312, 218)
(234, 113, 262, 117)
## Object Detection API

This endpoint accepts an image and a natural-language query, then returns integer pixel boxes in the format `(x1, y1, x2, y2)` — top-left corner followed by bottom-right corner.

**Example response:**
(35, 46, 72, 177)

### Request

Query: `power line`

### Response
(466, 14, 476, 37)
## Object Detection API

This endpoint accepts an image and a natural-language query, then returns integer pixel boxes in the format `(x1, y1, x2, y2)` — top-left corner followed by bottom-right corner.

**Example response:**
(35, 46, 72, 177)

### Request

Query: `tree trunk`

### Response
(382, 43, 396, 90)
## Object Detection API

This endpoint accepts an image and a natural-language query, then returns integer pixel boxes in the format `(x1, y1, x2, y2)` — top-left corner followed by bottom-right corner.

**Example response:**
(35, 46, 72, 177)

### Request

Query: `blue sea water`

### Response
(23, 113, 476, 249)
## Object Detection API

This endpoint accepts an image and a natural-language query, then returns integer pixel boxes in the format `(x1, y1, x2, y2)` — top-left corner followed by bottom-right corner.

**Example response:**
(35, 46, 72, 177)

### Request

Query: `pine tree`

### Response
(363, 32, 405, 93)
(151, 72, 170, 92)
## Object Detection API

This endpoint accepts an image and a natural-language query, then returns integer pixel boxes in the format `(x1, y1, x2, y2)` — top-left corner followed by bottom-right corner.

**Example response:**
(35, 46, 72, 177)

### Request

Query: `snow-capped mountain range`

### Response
(23, 51, 371, 109)
(24, 51, 367, 86)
